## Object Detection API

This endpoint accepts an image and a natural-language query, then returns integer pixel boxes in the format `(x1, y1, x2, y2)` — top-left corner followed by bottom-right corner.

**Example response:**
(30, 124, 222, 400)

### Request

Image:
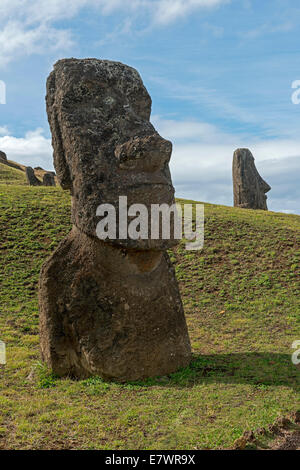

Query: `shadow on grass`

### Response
(126, 352, 300, 389)
(37, 352, 300, 390)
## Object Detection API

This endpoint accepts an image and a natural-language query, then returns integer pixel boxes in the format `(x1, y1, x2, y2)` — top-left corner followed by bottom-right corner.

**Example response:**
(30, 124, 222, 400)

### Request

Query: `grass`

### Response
(0, 165, 299, 449)
(0, 163, 27, 185)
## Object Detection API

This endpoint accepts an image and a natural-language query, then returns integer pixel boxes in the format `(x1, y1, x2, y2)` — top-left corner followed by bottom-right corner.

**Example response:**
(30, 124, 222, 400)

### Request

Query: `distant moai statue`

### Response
(0, 151, 7, 163)
(232, 148, 271, 210)
(25, 167, 42, 186)
(43, 172, 56, 186)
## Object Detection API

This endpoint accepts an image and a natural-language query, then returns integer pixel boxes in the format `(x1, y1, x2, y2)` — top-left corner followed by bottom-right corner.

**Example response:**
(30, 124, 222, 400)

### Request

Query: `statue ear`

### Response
(51, 114, 72, 190)
(46, 72, 72, 190)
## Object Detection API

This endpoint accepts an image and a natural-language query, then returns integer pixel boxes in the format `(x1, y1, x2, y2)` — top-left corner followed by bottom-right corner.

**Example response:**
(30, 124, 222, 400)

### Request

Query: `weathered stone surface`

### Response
(39, 58, 191, 381)
(43, 172, 56, 186)
(39, 226, 191, 380)
(232, 148, 271, 210)
(25, 166, 42, 186)
(0, 151, 7, 162)
(46, 58, 175, 251)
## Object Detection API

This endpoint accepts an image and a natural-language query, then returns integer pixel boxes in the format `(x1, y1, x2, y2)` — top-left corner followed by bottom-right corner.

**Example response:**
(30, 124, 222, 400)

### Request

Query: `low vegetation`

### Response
(0, 165, 299, 449)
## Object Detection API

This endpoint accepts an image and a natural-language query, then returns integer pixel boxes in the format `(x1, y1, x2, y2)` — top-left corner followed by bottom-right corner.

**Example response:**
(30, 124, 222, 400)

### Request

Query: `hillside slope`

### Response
(0, 182, 299, 450)
(0, 159, 56, 185)
(0, 163, 27, 185)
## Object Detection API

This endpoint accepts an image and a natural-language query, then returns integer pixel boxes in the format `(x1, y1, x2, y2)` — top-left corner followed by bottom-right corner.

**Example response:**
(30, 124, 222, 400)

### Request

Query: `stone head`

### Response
(233, 148, 271, 210)
(46, 58, 176, 249)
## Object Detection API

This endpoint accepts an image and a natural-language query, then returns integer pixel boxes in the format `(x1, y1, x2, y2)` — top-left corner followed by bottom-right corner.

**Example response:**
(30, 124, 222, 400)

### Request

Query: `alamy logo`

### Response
(291, 80, 300, 105)
(96, 197, 204, 251)
(291, 340, 300, 365)
(0, 81, 6, 104)
(0, 340, 6, 365)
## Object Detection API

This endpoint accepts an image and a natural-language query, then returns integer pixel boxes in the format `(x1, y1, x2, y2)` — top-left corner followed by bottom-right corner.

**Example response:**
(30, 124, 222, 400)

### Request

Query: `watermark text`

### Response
(291, 340, 300, 365)
(96, 197, 204, 251)
(291, 80, 300, 104)
(0, 340, 6, 365)
(0, 81, 6, 104)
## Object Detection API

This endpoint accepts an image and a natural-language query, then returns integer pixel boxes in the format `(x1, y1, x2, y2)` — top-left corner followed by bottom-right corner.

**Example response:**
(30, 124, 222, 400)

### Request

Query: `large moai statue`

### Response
(232, 148, 271, 210)
(25, 166, 42, 186)
(39, 59, 191, 381)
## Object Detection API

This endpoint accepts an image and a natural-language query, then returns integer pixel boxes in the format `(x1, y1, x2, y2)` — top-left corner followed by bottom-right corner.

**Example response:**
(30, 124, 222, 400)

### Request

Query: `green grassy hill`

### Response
(0, 165, 299, 450)
(0, 162, 27, 185)
(0, 160, 57, 186)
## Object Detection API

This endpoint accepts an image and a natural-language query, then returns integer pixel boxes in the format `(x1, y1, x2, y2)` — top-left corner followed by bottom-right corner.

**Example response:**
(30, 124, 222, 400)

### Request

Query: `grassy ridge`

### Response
(0, 173, 299, 449)
(0, 163, 27, 185)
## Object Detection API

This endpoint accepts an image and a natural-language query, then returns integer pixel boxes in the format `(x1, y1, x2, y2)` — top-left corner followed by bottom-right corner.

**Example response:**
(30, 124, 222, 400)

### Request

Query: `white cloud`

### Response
(0, 21, 73, 67)
(0, 0, 230, 66)
(1, 119, 299, 213)
(149, 76, 259, 126)
(152, 115, 238, 143)
(0, 128, 53, 169)
(153, 0, 230, 25)
(0, 126, 10, 136)
(96, 17, 133, 47)
(0, 0, 229, 23)
(0, 0, 87, 23)
(153, 116, 300, 213)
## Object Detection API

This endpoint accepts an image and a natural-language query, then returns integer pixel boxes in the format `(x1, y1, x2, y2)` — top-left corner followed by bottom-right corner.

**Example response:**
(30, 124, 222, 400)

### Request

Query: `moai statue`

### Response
(43, 172, 56, 186)
(232, 148, 271, 210)
(39, 59, 191, 381)
(25, 167, 42, 186)
(0, 151, 7, 163)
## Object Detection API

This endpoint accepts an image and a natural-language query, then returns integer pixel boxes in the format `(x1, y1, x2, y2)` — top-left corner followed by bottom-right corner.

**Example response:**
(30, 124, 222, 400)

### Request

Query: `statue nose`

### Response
(115, 134, 172, 172)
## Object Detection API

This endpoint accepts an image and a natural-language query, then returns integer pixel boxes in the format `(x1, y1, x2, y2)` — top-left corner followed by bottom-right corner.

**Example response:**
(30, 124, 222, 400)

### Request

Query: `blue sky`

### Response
(0, 0, 300, 213)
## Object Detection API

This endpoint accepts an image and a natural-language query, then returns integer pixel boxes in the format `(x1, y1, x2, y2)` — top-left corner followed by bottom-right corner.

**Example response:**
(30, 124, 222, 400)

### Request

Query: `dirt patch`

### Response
(269, 430, 300, 450)
(232, 412, 300, 450)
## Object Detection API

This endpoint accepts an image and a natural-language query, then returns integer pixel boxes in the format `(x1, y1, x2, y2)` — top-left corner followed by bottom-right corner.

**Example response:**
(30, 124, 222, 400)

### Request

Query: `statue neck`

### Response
(72, 225, 163, 275)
